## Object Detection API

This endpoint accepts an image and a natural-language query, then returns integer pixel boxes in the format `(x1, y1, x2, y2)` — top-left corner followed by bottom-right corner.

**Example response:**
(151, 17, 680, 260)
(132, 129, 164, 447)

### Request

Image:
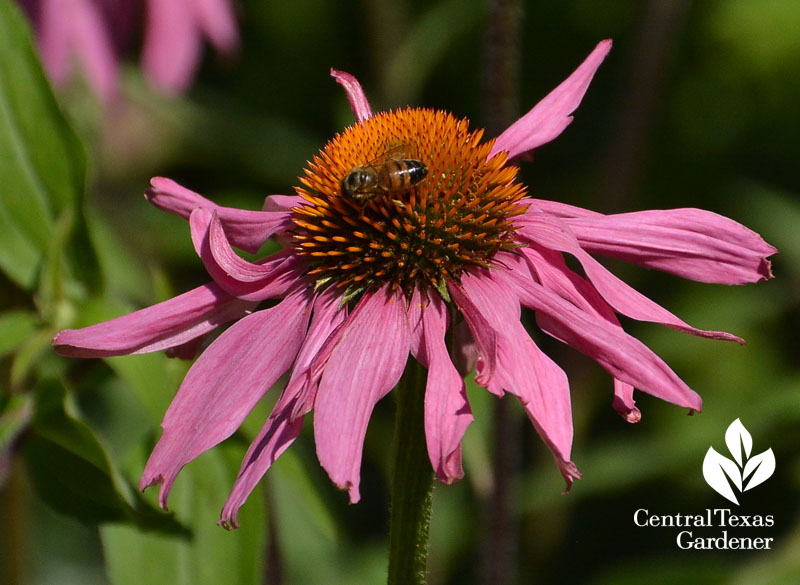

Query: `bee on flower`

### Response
(53, 40, 776, 528)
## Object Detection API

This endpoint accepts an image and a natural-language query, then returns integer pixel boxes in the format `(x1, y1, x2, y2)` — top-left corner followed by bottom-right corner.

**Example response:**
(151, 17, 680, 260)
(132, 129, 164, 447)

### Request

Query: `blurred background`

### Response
(1, 0, 799, 584)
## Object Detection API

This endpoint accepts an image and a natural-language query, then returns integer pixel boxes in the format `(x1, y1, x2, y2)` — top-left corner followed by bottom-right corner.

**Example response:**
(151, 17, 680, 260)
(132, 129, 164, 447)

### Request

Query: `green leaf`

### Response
(23, 378, 185, 532)
(271, 448, 338, 544)
(84, 206, 157, 305)
(0, 309, 38, 358)
(101, 444, 266, 585)
(52, 293, 185, 423)
(0, 393, 33, 453)
(0, 1, 87, 289)
(384, 0, 483, 104)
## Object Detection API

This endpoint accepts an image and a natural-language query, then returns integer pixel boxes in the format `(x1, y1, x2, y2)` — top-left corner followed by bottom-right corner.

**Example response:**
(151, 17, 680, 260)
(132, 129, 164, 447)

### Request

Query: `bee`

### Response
(340, 145, 428, 202)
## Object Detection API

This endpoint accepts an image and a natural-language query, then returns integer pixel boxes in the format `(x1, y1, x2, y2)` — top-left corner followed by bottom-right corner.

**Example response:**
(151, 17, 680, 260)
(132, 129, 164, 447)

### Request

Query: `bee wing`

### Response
(361, 142, 412, 168)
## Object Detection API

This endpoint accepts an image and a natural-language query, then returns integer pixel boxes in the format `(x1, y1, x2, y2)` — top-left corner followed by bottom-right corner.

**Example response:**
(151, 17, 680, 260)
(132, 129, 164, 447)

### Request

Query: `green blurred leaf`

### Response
(24, 378, 184, 532)
(106, 351, 184, 424)
(385, 0, 483, 104)
(711, 0, 800, 77)
(0, 309, 38, 357)
(271, 447, 338, 544)
(54, 292, 184, 422)
(0, 1, 86, 289)
(84, 206, 156, 304)
(0, 392, 32, 451)
(101, 444, 266, 585)
(9, 325, 57, 390)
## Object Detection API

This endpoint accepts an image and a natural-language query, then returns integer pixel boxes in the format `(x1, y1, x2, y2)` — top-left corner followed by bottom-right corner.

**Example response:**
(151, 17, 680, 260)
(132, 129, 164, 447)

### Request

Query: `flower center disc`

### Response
(291, 108, 527, 298)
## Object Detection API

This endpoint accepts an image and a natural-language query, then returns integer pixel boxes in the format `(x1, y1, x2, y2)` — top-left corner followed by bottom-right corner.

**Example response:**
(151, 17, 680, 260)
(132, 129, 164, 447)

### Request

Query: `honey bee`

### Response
(340, 146, 428, 202)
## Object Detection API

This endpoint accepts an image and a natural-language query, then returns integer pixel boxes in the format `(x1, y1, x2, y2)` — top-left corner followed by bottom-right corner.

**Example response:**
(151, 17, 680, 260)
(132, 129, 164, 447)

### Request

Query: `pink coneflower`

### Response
(53, 39, 776, 528)
(19, 0, 239, 100)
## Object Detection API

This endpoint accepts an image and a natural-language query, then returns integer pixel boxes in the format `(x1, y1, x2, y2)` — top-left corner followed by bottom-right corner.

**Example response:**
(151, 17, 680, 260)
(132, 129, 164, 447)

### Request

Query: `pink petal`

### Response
(219, 289, 347, 528)
(414, 295, 473, 484)
(313, 286, 410, 503)
(556, 208, 776, 285)
(53, 281, 255, 357)
(142, 0, 202, 93)
(331, 69, 373, 123)
(460, 271, 578, 488)
(192, 0, 240, 53)
(146, 177, 293, 253)
(141, 289, 313, 509)
(262, 194, 303, 213)
(406, 287, 425, 359)
(220, 388, 303, 530)
(451, 320, 478, 377)
(526, 199, 601, 219)
(286, 288, 350, 420)
(447, 281, 498, 391)
(612, 380, 641, 423)
(188, 209, 304, 301)
(497, 267, 702, 412)
(206, 210, 287, 282)
(514, 247, 639, 422)
(514, 209, 745, 343)
(491, 40, 612, 160)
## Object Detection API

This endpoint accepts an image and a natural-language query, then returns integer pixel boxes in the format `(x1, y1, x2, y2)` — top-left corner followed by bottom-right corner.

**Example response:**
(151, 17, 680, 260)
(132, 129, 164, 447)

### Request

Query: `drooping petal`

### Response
(413, 294, 473, 484)
(205, 210, 288, 282)
(146, 177, 293, 253)
(220, 289, 347, 528)
(141, 288, 313, 509)
(331, 69, 373, 123)
(612, 380, 641, 423)
(498, 267, 702, 412)
(557, 208, 776, 285)
(287, 288, 350, 420)
(513, 247, 639, 422)
(447, 281, 497, 390)
(514, 209, 745, 343)
(460, 271, 579, 488)
(491, 39, 612, 160)
(188, 208, 306, 301)
(314, 286, 410, 503)
(451, 319, 478, 377)
(219, 387, 303, 530)
(406, 287, 425, 360)
(53, 281, 255, 357)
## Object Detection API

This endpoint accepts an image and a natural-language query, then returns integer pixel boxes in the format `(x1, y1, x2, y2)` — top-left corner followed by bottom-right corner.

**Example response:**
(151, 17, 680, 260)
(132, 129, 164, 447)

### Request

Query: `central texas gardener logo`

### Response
(703, 419, 775, 505)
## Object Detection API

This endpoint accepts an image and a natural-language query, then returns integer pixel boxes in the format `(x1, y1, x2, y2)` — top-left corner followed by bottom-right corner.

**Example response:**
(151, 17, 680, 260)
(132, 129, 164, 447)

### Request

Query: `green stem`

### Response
(387, 358, 434, 585)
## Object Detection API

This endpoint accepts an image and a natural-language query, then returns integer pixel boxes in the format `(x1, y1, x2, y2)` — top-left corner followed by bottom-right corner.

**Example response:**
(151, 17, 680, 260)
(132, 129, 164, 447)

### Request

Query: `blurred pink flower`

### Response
(53, 40, 776, 527)
(19, 0, 239, 100)
(141, 0, 239, 93)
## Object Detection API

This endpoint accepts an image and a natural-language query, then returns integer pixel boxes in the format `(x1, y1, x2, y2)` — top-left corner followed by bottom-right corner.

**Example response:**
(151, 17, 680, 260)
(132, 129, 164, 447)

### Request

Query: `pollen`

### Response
(291, 108, 527, 298)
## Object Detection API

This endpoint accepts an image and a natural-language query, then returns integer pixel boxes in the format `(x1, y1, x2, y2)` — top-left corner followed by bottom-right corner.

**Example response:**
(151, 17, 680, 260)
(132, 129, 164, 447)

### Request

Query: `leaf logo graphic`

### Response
(702, 419, 775, 505)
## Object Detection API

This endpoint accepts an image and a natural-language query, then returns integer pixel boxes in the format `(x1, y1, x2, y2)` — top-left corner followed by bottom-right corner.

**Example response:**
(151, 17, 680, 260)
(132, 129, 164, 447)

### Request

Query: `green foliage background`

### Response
(1, 0, 799, 583)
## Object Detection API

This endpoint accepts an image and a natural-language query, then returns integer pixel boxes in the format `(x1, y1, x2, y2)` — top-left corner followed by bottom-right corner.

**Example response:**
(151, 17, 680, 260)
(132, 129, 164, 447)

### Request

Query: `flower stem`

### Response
(387, 358, 433, 585)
